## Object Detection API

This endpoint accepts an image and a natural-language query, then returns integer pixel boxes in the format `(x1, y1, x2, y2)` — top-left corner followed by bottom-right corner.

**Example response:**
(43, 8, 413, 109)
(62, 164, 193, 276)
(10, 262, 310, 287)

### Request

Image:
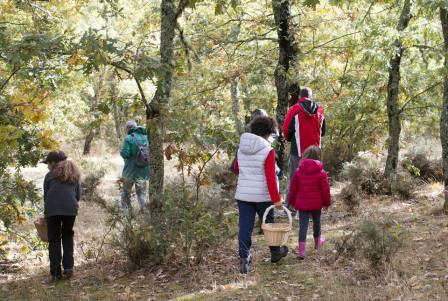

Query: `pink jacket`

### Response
(288, 159, 331, 211)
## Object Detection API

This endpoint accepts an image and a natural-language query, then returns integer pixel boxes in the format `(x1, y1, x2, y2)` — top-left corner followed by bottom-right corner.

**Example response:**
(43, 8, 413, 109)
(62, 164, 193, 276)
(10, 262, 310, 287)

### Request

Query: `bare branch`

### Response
(400, 82, 442, 114)
(109, 62, 150, 112)
(175, 0, 189, 20)
(304, 31, 361, 54)
(176, 22, 200, 71)
(0, 21, 27, 26)
(0, 66, 20, 93)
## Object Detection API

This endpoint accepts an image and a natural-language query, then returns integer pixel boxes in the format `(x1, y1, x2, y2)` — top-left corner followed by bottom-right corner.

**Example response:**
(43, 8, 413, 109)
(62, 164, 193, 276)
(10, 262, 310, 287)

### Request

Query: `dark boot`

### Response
(42, 274, 61, 285)
(239, 253, 252, 274)
(270, 246, 288, 263)
(63, 269, 73, 279)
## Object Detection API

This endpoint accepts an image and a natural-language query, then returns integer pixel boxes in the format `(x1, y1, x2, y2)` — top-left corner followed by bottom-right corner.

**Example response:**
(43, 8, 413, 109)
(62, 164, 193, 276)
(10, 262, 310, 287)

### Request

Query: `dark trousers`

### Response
(286, 154, 300, 208)
(46, 215, 76, 277)
(298, 210, 321, 242)
(237, 200, 274, 258)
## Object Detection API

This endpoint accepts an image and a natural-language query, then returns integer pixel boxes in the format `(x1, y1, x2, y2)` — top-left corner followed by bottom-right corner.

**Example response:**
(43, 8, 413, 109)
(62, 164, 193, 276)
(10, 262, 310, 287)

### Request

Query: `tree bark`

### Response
(147, 0, 178, 211)
(112, 101, 122, 140)
(272, 0, 298, 176)
(384, 0, 412, 178)
(231, 77, 243, 136)
(107, 71, 122, 141)
(83, 128, 96, 155)
(439, 6, 448, 212)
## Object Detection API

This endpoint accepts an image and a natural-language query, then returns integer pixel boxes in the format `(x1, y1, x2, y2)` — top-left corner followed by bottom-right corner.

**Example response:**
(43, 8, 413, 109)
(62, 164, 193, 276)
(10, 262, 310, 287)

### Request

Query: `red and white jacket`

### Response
(282, 97, 325, 157)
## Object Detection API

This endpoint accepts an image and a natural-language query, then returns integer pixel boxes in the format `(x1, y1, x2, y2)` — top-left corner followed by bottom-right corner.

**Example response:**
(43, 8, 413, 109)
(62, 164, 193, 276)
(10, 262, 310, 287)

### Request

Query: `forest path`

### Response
(1, 162, 447, 300)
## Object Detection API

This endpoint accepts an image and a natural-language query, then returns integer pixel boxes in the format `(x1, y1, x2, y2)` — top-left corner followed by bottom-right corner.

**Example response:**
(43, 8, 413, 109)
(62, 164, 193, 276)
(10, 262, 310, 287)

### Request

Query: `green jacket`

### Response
(120, 126, 150, 181)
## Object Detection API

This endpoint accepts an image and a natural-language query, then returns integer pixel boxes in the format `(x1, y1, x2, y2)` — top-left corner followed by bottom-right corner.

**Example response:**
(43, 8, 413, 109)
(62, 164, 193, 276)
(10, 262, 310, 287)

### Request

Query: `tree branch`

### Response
(0, 66, 20, 93)
(176, 22, 200, 71)
(304, 31, 361, 54)
(400, 81, 442, 114)
(0, 21, 27, 26)
(176, 0, 189, 20)
(110, 61, 150, 112)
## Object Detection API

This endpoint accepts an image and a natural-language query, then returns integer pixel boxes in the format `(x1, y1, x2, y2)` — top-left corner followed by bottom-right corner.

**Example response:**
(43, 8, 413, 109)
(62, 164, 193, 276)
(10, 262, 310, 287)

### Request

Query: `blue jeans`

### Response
(237, 200, 274, 258)
(120, 178, 147, 209)
(298, 210, 321, 242)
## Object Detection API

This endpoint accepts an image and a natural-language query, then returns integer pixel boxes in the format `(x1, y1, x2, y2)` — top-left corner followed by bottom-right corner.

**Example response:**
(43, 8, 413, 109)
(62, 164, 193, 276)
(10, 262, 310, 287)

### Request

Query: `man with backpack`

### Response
(120, 120, 150, 210)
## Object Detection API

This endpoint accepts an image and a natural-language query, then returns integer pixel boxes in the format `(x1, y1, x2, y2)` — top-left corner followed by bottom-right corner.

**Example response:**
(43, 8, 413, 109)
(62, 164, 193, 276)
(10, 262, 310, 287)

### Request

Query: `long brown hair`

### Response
(52, 160, 81, 183)
(303, 145, 321, 161)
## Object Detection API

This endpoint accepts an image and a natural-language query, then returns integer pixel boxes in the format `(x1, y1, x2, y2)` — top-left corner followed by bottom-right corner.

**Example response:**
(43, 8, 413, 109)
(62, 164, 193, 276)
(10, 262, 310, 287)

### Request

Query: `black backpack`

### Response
(133, 135, 149, 167)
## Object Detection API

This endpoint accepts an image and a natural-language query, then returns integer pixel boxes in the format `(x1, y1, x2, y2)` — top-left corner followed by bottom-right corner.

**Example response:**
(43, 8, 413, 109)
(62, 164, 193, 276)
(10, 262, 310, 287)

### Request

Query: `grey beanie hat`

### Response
(125, 120, 137, 131)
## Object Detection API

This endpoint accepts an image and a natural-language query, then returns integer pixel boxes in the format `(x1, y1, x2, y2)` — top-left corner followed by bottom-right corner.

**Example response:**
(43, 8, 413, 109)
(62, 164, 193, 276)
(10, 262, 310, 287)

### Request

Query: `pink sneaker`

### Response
(314, 236, 325, 250)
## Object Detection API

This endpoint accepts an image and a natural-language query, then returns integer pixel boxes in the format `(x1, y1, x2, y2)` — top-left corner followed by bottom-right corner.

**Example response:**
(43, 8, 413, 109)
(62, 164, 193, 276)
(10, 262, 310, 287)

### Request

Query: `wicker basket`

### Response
(34, 217, 48, 242)
(261, 205, 292, 246)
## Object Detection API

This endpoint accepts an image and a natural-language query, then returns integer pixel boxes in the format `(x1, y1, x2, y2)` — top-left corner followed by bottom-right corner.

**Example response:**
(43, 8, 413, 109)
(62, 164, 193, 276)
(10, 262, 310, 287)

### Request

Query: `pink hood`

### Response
(298, 159, 323, 175)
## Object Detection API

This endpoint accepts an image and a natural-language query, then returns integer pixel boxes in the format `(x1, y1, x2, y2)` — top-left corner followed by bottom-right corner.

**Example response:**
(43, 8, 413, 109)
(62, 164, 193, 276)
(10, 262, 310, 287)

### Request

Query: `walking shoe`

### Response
(314, 236, 325, 250)
(42, 274, 62, 284)
(270, 246, 288, 263)
(297, 241, 306, 260)
(63, 269, 73, 279)
(239, 256, 251, 274)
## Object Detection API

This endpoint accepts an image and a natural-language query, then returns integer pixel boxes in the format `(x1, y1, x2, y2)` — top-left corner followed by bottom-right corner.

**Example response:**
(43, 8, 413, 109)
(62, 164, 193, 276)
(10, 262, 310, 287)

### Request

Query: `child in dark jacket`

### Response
(287, 145, 331, 259)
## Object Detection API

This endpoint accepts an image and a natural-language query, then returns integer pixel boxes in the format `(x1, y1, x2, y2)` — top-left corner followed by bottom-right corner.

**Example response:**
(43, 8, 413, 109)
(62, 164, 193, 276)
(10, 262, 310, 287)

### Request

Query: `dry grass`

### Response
(1, 157, 448, 300)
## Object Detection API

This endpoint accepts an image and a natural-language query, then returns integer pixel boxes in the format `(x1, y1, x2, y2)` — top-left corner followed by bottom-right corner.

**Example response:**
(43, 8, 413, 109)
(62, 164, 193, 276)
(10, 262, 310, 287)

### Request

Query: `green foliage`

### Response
(0, 173, 39, 229)
(87, 167, 236, 267)
(0, 172, 40, 259)
(107, 184, 236, 266)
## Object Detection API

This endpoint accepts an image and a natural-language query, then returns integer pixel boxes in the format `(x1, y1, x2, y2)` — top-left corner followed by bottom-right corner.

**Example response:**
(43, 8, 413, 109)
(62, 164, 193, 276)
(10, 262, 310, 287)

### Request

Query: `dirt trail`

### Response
(1, 160, 447, 300)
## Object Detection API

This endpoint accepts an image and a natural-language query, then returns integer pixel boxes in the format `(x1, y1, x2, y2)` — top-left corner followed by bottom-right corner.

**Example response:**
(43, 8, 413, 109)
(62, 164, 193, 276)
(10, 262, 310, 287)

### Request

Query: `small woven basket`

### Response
(34, 217, 48, 242)
(261, 205, 292, 246)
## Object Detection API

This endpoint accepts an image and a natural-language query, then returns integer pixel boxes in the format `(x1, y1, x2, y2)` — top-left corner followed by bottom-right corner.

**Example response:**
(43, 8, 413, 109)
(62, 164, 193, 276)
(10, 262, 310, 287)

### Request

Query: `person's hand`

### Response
(323, 206, 329, 212)
(274, 196, 283, 209)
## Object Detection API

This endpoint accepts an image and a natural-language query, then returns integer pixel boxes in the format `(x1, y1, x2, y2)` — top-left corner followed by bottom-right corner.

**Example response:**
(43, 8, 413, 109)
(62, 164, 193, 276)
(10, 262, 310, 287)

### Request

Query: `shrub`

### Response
(79, 157, 111, 177)
(340, 152, 417, 199)
(340, 152, 388, 195)
(323, 143, 354, 178)
(207, 161, 237, 192)
(339, 184, 361, 212)
(94, 182, 237, 267)
(335, 220, 403, 270)
(0, 172, 41, 258)
(402, 152, 443, 182)
(390, 172, 417, 200)
(81, 171, 105, 203)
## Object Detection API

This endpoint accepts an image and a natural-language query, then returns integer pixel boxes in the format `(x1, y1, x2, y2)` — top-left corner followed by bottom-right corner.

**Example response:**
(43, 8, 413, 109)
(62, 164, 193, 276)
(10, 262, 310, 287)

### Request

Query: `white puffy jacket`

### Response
(235, 133, 274, 202)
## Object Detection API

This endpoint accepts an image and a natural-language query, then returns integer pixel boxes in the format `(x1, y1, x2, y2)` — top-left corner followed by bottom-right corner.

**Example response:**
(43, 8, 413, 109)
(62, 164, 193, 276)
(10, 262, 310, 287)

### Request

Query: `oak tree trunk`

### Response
(112, 101, 122, 140)
(272, 0, 298, 177)
(83, 128, 96, 155)
(384, 0, 412, 178)
(439, 6, 448, 212)
(147, 0, 178, 211)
